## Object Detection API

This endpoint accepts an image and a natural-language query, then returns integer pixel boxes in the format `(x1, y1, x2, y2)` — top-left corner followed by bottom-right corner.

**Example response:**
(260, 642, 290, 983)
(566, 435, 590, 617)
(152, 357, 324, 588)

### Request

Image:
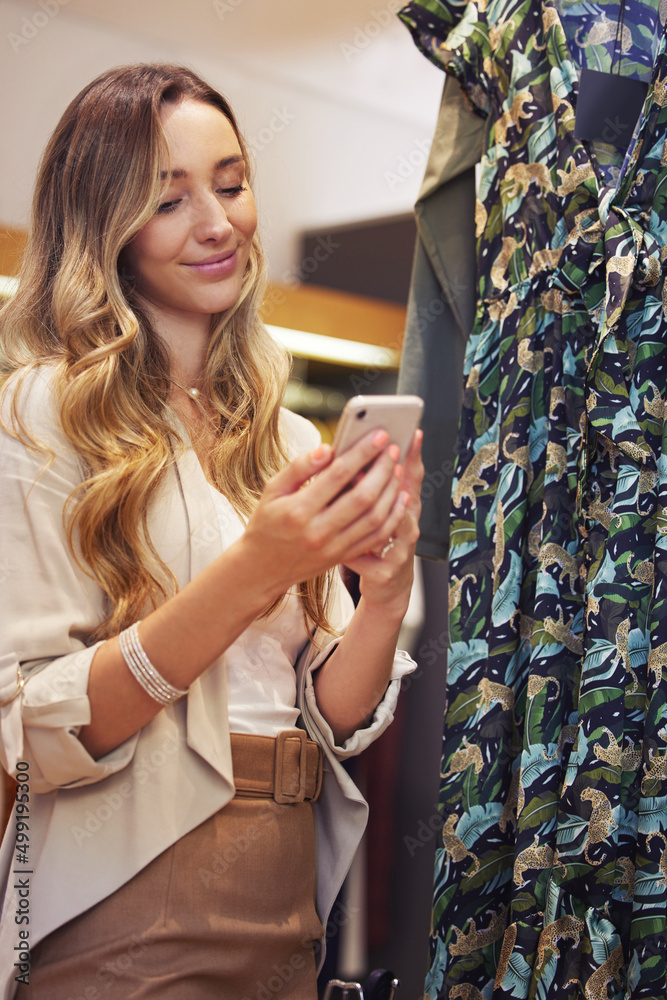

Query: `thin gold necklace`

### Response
(168, 378, 205, 402)
(168, 379, 218, 434)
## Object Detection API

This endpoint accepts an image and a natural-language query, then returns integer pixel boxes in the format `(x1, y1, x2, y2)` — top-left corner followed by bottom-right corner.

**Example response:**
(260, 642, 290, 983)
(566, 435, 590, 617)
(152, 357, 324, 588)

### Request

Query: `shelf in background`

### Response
(267, 325, 398, 369)
(261, 282, 406, 351)
(0, 226, 27, 279)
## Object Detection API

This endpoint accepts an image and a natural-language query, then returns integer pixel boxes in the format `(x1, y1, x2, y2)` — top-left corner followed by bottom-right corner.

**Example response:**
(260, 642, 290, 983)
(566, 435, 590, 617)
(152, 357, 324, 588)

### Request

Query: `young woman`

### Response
(0, 64, 422, 999)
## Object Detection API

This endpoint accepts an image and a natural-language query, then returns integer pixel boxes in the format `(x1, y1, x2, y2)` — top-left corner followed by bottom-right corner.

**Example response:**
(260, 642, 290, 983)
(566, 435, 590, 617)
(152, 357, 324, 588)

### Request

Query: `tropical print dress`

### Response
(398, 0, 667, 997)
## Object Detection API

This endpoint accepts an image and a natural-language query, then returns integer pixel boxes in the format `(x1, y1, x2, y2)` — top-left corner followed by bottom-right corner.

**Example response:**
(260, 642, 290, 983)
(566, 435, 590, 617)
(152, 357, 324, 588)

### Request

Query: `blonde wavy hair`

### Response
(0, 63, 335, 641)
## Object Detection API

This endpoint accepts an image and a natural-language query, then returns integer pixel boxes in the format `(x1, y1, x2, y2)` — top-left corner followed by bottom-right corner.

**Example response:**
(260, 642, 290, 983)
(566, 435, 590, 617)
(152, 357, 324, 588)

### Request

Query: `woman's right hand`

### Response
(238, 430, 406, 600)
(81, 431, 405, 759)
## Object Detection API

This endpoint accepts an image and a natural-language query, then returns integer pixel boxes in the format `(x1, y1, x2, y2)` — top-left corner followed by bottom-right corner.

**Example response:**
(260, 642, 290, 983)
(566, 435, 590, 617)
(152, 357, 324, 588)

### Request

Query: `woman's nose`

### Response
(193, 193, 234, 242)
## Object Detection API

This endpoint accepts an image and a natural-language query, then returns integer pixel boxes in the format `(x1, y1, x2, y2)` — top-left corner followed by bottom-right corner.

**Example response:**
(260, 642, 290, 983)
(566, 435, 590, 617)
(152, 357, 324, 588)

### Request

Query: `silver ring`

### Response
(380, 536, 396, 559)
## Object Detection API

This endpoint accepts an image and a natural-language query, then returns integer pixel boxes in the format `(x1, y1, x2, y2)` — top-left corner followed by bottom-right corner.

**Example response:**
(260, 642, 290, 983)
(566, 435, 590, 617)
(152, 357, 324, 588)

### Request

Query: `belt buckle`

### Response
(274, 729, 308, 804)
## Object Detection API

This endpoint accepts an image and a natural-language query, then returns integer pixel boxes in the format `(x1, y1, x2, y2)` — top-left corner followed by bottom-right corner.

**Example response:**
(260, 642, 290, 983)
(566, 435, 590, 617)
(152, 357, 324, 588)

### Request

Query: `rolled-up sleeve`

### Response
(0, 370, 138, 792)
(302, 644, 416, 758)
(297, 567, 417, 759)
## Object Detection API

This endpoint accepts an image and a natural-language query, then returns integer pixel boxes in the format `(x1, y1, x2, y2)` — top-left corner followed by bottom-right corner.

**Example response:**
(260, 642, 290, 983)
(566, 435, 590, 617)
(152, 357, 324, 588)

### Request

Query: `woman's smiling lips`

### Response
(183, 250, 238, 277)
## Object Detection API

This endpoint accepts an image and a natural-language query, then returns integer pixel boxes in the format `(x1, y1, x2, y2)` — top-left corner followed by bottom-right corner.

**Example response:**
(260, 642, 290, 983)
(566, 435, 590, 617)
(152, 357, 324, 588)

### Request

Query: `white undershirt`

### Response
(207, 482, 310, 736)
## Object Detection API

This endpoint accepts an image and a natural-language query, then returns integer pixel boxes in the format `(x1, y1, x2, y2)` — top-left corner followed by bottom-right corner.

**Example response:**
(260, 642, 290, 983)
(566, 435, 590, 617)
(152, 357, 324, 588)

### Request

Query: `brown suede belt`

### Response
(230, 730, 324, 804)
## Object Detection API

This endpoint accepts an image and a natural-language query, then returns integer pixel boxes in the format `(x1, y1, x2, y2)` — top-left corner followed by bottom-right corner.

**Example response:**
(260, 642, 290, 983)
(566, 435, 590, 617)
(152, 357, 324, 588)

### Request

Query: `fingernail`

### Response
(311, 444, 330, 463)
(400, 491, 410, 506)
(393, 463, 403, 479)
(373, 430, 389, 447)
(388, 443, 400, 462)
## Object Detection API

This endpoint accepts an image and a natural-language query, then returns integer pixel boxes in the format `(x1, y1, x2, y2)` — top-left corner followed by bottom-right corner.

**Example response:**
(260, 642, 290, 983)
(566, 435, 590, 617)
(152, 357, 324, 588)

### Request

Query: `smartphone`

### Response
(332, 394, 424, 464)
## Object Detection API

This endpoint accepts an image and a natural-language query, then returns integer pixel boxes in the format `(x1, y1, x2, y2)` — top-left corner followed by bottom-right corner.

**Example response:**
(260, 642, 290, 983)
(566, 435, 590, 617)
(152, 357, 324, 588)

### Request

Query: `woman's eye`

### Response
(219, 185, 246, 196)
(157, 199, 180, 214)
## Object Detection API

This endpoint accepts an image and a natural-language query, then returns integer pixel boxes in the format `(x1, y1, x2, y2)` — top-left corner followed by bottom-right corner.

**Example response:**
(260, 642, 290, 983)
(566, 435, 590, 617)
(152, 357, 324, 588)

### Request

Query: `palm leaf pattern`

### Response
(399, 0, 667, 995)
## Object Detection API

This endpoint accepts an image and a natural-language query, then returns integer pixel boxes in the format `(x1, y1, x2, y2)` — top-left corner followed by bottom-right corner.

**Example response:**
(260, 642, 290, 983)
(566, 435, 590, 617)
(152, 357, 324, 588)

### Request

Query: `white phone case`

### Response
(332, 395, 424, 464)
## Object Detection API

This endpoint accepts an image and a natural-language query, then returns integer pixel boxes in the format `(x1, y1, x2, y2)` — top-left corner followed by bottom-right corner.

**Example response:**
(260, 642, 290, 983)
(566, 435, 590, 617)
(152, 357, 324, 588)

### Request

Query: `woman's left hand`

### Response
(342, 429, 423, 613)
(312, 429, 423, 744)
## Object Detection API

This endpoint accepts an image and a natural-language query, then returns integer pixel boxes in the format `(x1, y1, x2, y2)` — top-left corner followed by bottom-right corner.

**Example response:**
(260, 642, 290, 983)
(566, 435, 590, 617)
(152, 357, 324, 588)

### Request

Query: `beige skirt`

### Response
(25, 798, 324, 1000)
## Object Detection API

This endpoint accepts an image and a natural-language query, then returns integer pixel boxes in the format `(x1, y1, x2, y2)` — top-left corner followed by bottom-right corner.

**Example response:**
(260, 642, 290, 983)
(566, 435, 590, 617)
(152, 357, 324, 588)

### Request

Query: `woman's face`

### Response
(123, 99, 258, 330)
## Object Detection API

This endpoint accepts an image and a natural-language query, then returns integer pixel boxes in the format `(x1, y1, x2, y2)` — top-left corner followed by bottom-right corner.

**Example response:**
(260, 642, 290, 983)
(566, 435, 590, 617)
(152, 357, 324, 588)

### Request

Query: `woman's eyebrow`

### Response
(160, 155, 244, 180)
